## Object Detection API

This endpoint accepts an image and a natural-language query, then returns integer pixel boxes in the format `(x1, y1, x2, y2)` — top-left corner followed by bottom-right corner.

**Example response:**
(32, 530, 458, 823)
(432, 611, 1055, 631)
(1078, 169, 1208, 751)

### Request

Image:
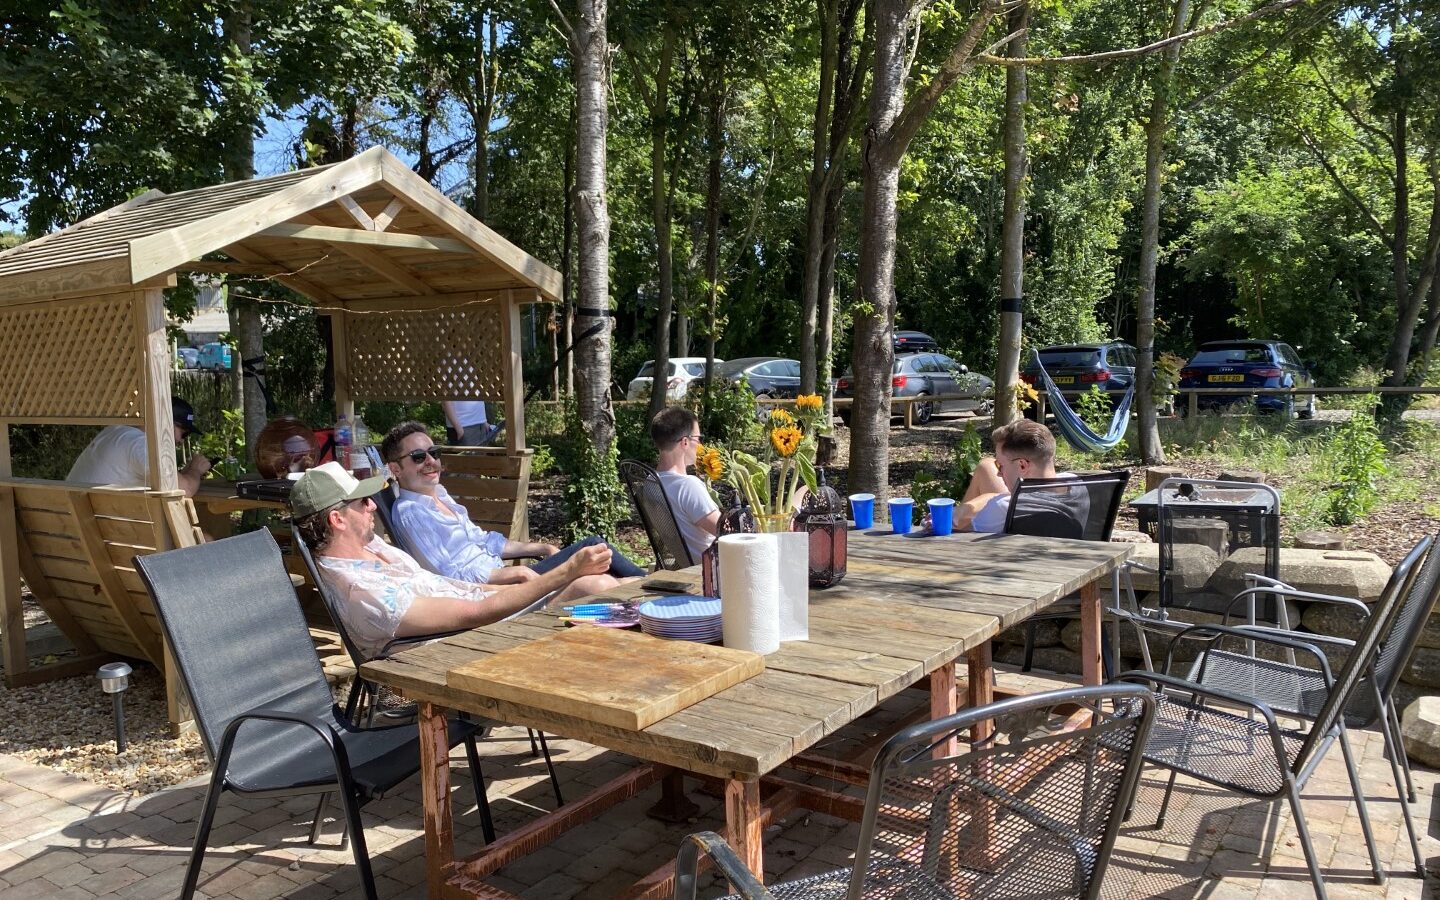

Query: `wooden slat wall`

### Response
(438, 449, 532, 541)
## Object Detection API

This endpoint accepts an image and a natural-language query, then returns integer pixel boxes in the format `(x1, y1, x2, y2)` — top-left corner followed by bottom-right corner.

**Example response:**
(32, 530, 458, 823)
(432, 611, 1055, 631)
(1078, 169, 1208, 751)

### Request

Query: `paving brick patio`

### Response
(0, 699, 1437, 898)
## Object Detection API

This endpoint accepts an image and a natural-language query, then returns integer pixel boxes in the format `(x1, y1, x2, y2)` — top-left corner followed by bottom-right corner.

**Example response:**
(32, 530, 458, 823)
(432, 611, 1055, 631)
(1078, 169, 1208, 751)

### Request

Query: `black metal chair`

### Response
(289, 522, 565, 808)
(1118, 534, 1434, 898)
(620, 459, 698, 570)
(1183, 533, 1439, 877)
(1003, 470, 1131, 673)
(674, 684, 1156, 900)
(134, 530, 490, 900)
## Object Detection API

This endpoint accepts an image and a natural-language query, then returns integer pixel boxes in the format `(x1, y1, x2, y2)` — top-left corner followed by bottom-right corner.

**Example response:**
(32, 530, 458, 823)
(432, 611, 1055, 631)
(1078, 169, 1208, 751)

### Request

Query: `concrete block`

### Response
(1125, 543, 1220, 593)
(1205, 547, 1391, 602)
(1401, 695, 1440, 768)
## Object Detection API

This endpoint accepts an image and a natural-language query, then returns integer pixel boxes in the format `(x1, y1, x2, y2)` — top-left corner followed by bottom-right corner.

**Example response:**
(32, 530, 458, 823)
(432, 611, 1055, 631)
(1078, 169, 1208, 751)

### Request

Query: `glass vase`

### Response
(755, 512, 794, 533)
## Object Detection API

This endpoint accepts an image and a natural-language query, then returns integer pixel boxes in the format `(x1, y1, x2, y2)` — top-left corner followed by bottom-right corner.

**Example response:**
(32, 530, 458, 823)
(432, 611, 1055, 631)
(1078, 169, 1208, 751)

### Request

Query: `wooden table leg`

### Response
(724, 780, 763, 879)
(930, 660, 959, 758)
(418, 701, 455, 898)
(1079, 578, 1102, 686)
(965, 642, 994, 743)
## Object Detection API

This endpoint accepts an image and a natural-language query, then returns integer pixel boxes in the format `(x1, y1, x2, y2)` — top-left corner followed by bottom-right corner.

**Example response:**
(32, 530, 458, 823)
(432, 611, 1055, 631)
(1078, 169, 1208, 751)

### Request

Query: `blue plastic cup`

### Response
(849, 493, 875, 529)
(889, 497, 914, 535)
(928, 497, 956, 536)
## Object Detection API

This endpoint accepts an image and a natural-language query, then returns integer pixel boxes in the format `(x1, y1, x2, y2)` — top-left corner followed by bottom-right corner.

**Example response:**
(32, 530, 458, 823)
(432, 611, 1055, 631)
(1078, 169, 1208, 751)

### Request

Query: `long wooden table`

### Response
(362, 529, 1132, 899)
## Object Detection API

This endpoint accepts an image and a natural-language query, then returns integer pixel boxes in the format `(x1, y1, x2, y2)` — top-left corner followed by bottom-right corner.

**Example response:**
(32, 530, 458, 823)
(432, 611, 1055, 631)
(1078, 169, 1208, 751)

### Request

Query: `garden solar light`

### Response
(96, 662, 132, 753)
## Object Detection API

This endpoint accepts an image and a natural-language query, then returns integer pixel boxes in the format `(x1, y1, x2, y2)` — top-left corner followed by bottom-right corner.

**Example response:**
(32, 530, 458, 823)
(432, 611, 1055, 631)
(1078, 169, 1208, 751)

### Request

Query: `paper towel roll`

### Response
(718, 533, 781, 654)
(775, 530, 809, 642)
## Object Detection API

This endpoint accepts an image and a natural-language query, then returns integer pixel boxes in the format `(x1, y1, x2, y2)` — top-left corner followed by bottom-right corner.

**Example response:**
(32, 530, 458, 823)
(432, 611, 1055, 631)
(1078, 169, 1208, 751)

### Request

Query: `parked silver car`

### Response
(834, 352, 994, 425)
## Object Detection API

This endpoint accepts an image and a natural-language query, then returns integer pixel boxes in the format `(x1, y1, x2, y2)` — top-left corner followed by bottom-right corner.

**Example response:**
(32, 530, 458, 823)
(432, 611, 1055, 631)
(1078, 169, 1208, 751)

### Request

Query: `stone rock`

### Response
(1403, 647, 1440, 689)
(1296, 531, 1346, 551)
(995, 621, 1062, 648)
(1205, 547, 1392, 603)
(994, 643, 1083, 677)
(1401, 696, 1440, 768)
(1219, 469, 1266, 484)
(1125, 543, 1220, 594)
(1172, 519, 1231, 558)
(1110, 530, 1151, 544)
(1300, 602, 1368, 643)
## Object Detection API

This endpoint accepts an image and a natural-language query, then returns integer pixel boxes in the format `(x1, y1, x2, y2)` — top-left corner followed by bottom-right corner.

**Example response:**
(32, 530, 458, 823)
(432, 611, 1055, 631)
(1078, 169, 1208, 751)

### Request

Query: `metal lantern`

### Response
(702, 499, 756, 597)
(796, 472, 847, 588)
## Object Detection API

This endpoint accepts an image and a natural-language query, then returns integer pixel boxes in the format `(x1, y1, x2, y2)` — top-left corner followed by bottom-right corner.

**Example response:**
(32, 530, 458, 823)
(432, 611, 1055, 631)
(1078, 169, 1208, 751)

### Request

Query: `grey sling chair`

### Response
(134, 530, 490, 900)
(289, 521, 564, 812)
(1181, 532, 1440, 877)
(620, 459, 698, 570)
(674, 684, 1157, 900)
(1117, 533, 1434, 899)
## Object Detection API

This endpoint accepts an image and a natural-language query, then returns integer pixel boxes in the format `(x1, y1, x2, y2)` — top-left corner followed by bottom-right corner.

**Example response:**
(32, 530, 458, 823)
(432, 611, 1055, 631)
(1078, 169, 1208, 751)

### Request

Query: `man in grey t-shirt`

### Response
(650, 407, 719, 562)
(957, 419, 1087, 533)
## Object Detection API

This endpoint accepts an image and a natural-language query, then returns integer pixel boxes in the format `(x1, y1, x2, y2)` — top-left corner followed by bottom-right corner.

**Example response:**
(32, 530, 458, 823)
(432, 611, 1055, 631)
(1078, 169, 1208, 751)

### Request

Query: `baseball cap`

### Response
(289, 461, 388, 518)
(172, 397, 203, 438)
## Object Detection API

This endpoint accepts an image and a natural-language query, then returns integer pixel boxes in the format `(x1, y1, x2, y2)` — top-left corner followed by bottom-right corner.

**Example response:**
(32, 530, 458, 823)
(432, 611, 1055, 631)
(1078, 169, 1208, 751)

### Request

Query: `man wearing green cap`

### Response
(291, 461, 612, 659)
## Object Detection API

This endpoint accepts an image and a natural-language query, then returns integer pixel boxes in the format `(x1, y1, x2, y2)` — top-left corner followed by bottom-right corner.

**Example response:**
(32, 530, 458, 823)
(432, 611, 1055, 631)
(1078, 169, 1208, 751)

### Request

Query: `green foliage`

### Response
(9, 426, 98, 481)
(909, 422, 984, 525)
(194, 408, 247, 481)
(685, 378, 760, 450)
(1074, 385, 1128, 460)
(559, 396, 625, 544)
(1323, 403, 1389, 527)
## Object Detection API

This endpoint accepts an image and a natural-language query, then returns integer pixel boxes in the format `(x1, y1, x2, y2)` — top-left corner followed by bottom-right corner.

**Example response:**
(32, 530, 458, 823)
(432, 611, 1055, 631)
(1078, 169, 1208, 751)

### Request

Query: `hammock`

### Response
(1031, 352, 1134, 453)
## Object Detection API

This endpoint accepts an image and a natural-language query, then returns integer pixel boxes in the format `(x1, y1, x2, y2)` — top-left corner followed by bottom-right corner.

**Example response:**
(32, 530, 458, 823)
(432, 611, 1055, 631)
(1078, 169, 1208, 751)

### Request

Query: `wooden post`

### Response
(331, 308, 352, 423)
(502, 290, 527, 452)
(1036, 392, 1047, 421)
(0, 423, 10, 478)
(930, 660, 959, 759)
(1187, 390, 1198, 419)
(724, 780, 764, 879)
(0, 487, 26, 686)
(903, 398, 913, 430)
(136, 289, 179, 492)
(1079, 579, 1102, 686)
(1145, 466, 1184, 492)
(418, 701, 457, 897)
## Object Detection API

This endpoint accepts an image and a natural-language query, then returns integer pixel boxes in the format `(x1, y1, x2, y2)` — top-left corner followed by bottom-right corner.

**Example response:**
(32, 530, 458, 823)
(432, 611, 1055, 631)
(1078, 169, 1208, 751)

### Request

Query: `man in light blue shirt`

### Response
(382, 421, 646, 588)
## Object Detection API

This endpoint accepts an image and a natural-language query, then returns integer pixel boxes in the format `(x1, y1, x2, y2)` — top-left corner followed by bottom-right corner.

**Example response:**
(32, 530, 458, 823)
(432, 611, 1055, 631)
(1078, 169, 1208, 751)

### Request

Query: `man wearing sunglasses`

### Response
(381, 421, 645, 589)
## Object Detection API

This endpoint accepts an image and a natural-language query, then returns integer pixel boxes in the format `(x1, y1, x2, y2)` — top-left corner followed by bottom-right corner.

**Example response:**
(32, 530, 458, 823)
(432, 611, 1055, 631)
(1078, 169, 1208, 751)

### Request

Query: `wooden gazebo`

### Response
(0, 147, 560, 723)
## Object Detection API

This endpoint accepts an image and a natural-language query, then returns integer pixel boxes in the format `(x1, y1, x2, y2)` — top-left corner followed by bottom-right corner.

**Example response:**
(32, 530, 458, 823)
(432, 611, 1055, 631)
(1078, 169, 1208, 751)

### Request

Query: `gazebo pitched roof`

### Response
(0, 146, 561, 305)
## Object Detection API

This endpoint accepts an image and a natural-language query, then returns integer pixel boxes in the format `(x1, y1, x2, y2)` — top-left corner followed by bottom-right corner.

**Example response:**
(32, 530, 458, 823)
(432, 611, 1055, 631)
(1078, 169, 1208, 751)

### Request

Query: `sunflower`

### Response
(768, 408, 795, 428)
(696, 445, 724, 481)
(770, 425, 803, 458)
(795, 393, 822, 412)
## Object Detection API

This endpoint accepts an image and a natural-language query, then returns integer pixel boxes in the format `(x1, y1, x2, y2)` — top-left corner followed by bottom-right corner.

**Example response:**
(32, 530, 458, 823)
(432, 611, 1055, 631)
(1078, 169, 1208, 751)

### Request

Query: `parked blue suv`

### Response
(1179, 340, 1315, 418)
(1021, 341, 1137, 403)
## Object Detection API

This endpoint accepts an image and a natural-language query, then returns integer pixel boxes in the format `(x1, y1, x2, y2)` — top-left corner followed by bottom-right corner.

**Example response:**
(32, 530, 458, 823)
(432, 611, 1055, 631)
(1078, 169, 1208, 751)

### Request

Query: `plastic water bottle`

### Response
(350, 414, 371, 477)
(334, 414, 352, 474)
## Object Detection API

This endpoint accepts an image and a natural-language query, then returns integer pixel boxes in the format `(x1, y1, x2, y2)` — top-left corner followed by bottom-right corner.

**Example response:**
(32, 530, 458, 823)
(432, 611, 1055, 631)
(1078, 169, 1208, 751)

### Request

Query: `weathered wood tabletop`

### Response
(363, 529, 1131, 898)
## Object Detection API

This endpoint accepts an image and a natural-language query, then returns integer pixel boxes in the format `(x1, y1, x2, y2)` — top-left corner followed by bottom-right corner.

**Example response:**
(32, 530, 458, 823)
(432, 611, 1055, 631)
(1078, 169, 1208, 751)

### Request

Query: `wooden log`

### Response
(1296, 531, 1346, 551)
(1219, 468, 1266, 484)
(1145, 466, 1185, 492)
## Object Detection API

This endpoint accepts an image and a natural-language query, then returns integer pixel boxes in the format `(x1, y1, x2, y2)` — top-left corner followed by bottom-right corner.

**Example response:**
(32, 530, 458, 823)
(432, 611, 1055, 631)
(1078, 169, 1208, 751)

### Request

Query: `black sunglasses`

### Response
(400, 447, 443, 465)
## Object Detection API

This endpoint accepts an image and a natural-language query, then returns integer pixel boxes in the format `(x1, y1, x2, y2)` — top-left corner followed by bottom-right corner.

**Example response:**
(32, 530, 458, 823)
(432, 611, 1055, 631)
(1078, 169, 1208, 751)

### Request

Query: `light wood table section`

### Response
(362, 530, 1130, 899)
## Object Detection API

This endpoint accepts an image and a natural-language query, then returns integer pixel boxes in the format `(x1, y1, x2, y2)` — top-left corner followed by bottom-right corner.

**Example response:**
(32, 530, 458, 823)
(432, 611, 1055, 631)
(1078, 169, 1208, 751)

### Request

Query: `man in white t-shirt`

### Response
(442, 400, 499, 446)
(67, 397, 212, 497)
(957, 419, 1085, 532)
(650, 407, 719, 562)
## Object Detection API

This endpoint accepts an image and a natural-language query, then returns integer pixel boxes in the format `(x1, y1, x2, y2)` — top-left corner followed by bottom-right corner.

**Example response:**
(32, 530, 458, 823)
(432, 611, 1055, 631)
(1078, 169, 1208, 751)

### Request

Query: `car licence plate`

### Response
(1051, 376, 1075, 384)
(1208, 374, 1245, 382)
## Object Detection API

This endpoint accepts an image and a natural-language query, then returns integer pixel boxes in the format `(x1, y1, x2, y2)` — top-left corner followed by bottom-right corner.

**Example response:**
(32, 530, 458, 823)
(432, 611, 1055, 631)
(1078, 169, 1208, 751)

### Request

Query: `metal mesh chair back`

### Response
(1005, 471, 1130, 542)
(1346, 534, 1437, 725)
(619, 459, 696, 569)
(848, 685, 1154, 900)
(134, 530, 334, 763)
(1156, 478, 1280, 619)
(1296, 537, 1428, 768)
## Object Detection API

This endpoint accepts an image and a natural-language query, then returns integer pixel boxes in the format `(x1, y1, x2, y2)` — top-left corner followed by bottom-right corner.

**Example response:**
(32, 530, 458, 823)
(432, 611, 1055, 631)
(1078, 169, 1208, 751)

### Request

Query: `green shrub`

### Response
(1324, 400, 1389, 526)
(194, 408, 247, 481)
(559, 396, 626, 542)
(908, 422, 984, 524)
(1074, 385, 1128, 460)
(685, 377, 760, 450)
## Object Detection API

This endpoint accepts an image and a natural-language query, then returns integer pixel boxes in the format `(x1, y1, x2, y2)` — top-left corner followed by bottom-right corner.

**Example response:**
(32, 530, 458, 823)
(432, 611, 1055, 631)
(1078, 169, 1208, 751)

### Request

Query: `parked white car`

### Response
(626, 357, 719, 401)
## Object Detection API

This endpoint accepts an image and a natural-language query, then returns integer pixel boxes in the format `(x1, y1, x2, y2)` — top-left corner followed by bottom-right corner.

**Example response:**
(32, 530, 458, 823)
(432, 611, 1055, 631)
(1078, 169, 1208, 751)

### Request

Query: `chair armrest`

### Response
(1164, 624, 1335, 686)
(215, 707, 352, 783)
(1118, 670, 1283, 730)
(378, 629, 470, 658)
(1222, 585, 1370, 625)
(675, 831, 774, 900)
(1230, 624, 1355, 651)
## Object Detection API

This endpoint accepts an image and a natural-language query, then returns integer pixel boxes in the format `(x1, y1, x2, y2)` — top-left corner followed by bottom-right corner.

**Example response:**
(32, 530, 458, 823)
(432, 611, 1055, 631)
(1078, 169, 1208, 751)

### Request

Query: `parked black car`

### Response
(719, 357, 802, 398)
(894, 330, 940, 353)
(1180, 339, 1315, 418)
(1021, 341, 1137, 400)
(835, 352, 994, 425)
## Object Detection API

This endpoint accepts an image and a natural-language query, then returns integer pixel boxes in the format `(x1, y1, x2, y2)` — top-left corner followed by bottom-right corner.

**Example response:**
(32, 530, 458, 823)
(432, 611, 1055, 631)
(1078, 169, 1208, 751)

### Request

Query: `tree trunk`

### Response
(561, 96, 576, 398)
(850, 0, 910, 502)
(992, 3, 1029, 428)
(644, 28, 677, 425)
(474, 15, 500, 222)
(1382, 91, 1415, 389)
(703, 73, 725, 399)
(799, 0, 841, 396)
(573, 0, 614, 449)
(222, 3, 265, 458)
(1134, 0, 1189, 465)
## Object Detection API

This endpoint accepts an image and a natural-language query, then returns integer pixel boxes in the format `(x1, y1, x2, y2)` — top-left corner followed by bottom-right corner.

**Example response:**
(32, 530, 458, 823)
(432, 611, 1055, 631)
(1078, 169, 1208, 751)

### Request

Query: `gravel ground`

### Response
(8, 405, 1439, 794)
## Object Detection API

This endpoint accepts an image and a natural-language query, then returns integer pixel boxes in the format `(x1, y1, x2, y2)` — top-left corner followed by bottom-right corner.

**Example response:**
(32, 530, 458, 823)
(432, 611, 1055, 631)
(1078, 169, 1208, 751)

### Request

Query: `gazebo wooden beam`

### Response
(222, 244, 344, 305)
(327, 243, 435, 296)
(180, 261, 291, 277)
(259, 223, 471, 254)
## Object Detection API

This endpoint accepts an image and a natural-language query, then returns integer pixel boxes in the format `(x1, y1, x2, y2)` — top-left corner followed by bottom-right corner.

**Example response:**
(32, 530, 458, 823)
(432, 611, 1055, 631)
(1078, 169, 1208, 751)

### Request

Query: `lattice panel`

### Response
(0, 295, 143, 419)
(345, 305, 506, 401)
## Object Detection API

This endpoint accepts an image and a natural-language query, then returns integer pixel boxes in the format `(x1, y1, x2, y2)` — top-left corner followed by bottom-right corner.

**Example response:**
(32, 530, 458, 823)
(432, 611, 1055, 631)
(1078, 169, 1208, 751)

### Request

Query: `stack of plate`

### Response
(638, 596, 723, 643)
